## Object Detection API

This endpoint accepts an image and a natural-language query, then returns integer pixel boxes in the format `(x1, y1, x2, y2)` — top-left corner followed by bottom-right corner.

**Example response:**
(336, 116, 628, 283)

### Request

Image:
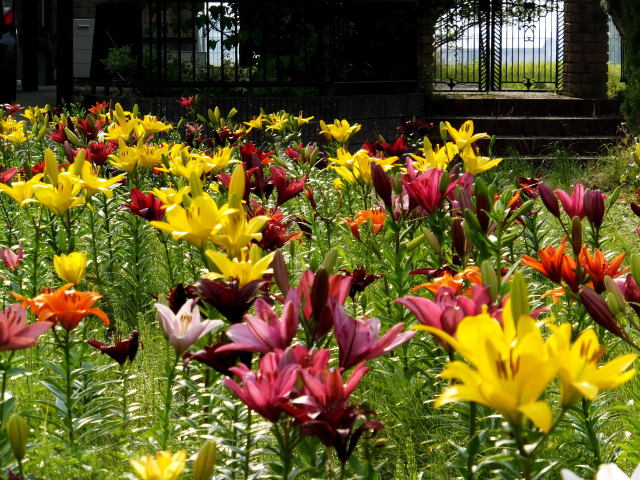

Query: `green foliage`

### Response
(102, 46, 137, 76)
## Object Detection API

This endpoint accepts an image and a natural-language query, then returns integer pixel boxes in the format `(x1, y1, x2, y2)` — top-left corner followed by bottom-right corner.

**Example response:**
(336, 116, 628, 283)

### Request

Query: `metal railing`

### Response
(93, 0, 419, 95)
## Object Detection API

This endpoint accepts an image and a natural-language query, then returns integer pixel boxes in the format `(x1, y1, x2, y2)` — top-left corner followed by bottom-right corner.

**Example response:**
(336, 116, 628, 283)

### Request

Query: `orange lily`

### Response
(13, 284, 109, 331)
(342, 208, 387, 240)
(412, 266, 482, 294)
(579, 246, 628, 294)
(521, 239, 581, 292)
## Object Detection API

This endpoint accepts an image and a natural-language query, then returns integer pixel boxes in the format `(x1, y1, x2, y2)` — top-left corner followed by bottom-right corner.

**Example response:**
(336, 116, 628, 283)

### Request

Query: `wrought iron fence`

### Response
(92, 0, 418, 95)
(434, 0, 564, 92)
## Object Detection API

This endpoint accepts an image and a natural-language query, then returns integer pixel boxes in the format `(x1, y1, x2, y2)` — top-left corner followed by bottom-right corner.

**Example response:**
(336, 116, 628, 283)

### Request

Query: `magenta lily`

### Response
(401, 164, 444, 214)
(155, 299, 223, 355)
(219, 290, 299, 353)
(270, 166, 307, 207)
(555, 183, 585, 219)
(332, 302, 415, 369)
(224, 350, 298, 422)
(0, 304, 52, 351)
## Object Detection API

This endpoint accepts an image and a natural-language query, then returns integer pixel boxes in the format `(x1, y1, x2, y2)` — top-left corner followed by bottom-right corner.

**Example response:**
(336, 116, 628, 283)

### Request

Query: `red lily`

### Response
(584, 188, 606, 228)
(239, 142, 273, 166)
(49, 124, 69, 144)
(219, 290, 299, 354)
(339, 267, 382, 299)
(332, 302, 414, 369)
(177, 96, 195, 109)
(579, 246, 628, 293)
(88, 101, 109, 116)
(86, 141, 117, 166)
(270, 166, 306, 206)
(88, 331, 140, 365)
(0, 167, 17, 184)
(76, 117, 103, 141)
(123, 188, 164, 222)
(184, 342, 251, 377)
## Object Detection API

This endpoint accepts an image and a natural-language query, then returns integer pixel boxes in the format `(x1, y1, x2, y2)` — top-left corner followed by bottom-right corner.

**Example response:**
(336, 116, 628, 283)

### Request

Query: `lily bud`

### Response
(481, 260, 499, 301)
(193, 440, 216, 480)
(272, 250, 290, 296)
(632, 254, 640, 288)
(510, 272, 530, 320)
(391, 172, 403, 196)
(423, 229, 441, 256)
(321, 248, 338, 275)
(538, 182, 560, 218)
(579, 286, 628, 340)
(53, 251, 87, 286)
(571, 216, 583, 257)
(371, 163, 392, 213)
(451, 217, 467, 259)
(584, 189, 605, 228)
(439, 169, 450, 195)
(7, 413, 28, 460)
(475, 193, 491, 233)
(605, 275, 627, 315)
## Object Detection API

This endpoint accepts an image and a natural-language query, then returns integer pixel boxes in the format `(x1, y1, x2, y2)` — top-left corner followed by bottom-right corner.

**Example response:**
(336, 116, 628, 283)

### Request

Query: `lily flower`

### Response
(88, 331, 141, 365)
(271, 166, 306, 206)
(340, 267, 382, 299)
(401, 165, 444, 214)
(32, 175, 85, 215)
(332, 303, 414, 369)
(562, 463, 640, 480)
(13, 284, 109, 331)
(411, 266, 482, 295)
(130, 450, 186, 480)
(521, 239, 581, 291)
(184, 342, 250, 376)
(584, 188, 606, 228)
(219, 290, 299, 354)
(204, 245, 275, 287)
(342, 208, 387, 241)
(0, 173, 44, 206)
(319, 119, 361, 144)
(0, 304, 52, 351)
(418, 300, 558, 433)
(579, 246, 628, 293)
(460, 144, 502, 174)
(155, 299, 223, 355)
(444, 120, 490, 150)
(579, 286, 630, 341)
(197, 278, 265, 324)
(224, 350, 299, 422)
(124, 188, 164, 222)
(549, 324, 635, 407)
(555, 183, 586, 219)
(53, 251, 87, 286)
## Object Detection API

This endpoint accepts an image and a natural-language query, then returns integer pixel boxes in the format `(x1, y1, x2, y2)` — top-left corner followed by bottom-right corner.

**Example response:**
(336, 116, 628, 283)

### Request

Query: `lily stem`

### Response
(161, 353, 179, 449)
(63, 329, 75, 448)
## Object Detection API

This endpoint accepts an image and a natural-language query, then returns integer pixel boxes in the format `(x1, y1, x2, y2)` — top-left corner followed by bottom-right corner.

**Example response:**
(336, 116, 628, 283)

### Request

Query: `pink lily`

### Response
(332, 302, 415, 369)
(555, 183, 585, 219)
(1, 243, 23, 271)
(219, 290, 299, 353)
(0, 304, 52, 351)
(155, 299, 223, 355)
(401, 164, 444, 214)
(224, 350, 298, 422)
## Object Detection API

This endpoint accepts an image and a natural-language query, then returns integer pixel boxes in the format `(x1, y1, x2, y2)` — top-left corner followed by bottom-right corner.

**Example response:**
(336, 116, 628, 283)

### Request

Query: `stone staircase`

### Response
(425, 96, 624, 161)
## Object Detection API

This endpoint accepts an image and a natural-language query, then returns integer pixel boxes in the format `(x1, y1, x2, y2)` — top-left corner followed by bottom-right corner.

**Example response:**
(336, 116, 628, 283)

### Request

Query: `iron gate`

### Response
(434, 0, 563, 92)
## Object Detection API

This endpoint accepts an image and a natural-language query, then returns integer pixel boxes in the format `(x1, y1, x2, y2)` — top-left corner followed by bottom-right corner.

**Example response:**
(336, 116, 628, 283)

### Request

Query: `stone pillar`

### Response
(563, 0, 609, 98)
(417, 6, 437, 93)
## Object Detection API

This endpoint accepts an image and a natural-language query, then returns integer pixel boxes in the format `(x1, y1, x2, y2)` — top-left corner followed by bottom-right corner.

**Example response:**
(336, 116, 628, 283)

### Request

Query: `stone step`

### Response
(491, 135, 619, 155)
(425, 97, 622, 117)
(429, 116, 623, 137)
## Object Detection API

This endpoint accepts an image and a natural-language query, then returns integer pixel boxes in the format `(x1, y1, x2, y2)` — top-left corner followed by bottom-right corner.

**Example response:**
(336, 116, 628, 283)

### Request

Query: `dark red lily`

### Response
(579, 285, 630, 341)
(538, 182, 561, 218)
(123, 188, 164, 222)
(270, 166, 306, 206)
(76, 117, 103, 141)
(184, 342, 250, 376)
(584, 188, 606, 228)
(239, 142, 273, 167)
(395, 119, 434, 137)
(197, 278, 265, 324)
(340, 268, 382, 299)
(167, 283, 199, 313)
(88, 331, 141, 365)
(49, 124, 69, 144)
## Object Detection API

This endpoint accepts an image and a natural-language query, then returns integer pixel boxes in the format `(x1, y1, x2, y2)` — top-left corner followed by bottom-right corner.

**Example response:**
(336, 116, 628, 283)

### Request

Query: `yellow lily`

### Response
(409, 139, 458, 171)
(329, 148, 399, 185)
(150, 192, 228, 249)
(212, 165, 268, 256)
(294, 112, 314, 126)
(130, 450, 186, 480)
(244, 114, 264, 131)
(110, 139, 140, 173)
(72, 161, 124, 198)
(265, 112, 289, 131)
(0, 174, 44, 206)
(32, 175, 85, 215)
(135, 142, 168, 170)
(105, 117, 139, 142)
(549, 324, 636, 407)
(54, 251, 87, 285)
(418, 300, 557, 433)
(319, 119, 361, 144)
(204, 245, 275, 287)
(444, 120, 490, 150)
(460, 145, 502, 174)
(151, 186, 191, 207)
(138, 115, 172, 137)
(22, 106, 46, 125)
